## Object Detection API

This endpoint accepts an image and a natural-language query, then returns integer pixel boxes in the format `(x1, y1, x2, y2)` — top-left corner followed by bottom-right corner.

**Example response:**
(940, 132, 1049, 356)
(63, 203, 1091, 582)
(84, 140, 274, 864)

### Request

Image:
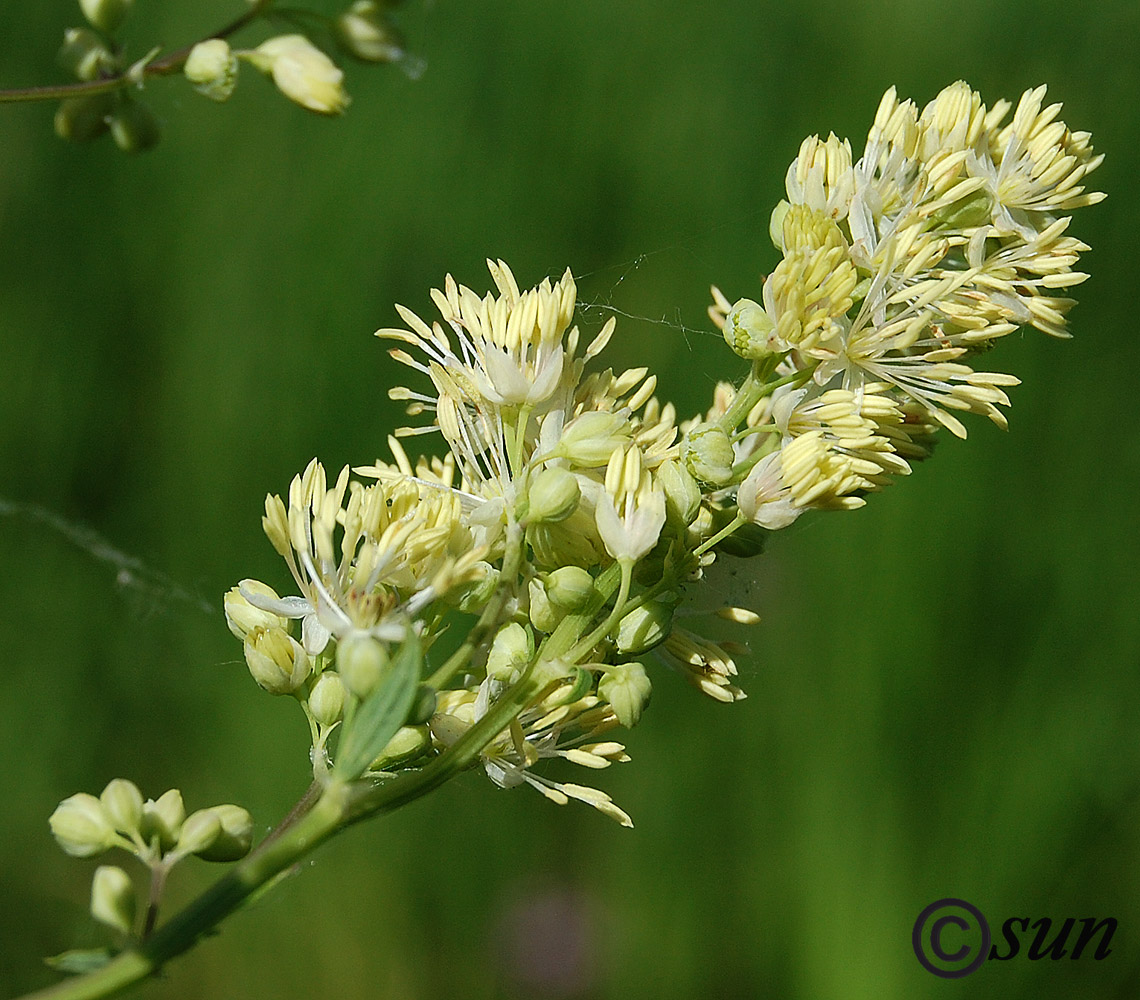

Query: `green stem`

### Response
(0, 0, 275, 104)
(693, 515, 747, 558)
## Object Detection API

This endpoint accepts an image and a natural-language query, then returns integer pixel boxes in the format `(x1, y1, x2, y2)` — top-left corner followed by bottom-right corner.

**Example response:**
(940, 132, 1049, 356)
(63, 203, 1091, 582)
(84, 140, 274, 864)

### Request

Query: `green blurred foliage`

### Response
(2, 1, 1139, 997)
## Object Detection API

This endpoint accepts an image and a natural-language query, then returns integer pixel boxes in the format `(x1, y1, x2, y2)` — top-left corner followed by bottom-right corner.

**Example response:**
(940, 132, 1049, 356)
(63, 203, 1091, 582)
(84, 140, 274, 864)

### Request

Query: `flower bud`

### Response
(683, 424, 736, 487)
(307, 671, 346, 727)
(176, 809, 223, 857)
(723, 298, 780, 361)
(54, 93, 116, 143)
(245, 627, 311, 695)
(525, 467, 580, 523)
(933, 187, 993, 229)
(769, 199, 791, 251)
(109, 100, 160, 155)
(195, 805, 253, 862)
(555, 411, 632, 467)
(140, 789, 185, 851)
(90, 866, 135, 935)
(656, 459, 701, 528)
(58, 28, 115, 82)
(615, 600, 673, 655)
(252, 35, 350, 115)
(334, 2, 406, 63)
(527, 577, 560, 634)
(598, 662, 652, 727)
(49, 793, 115, 858)
(369, 725, 432, 771)
(486, 622, 530, 682)
(80, 0, 133, 33)
(225, 581, 286, 640)
(544, 566, 595, 610)
(184, 39, 238, 102)
(685, 505, 716, 548)
(454, 563, 499, 614)
(336, 633, 389, 699)
(100, 779, 143, 837)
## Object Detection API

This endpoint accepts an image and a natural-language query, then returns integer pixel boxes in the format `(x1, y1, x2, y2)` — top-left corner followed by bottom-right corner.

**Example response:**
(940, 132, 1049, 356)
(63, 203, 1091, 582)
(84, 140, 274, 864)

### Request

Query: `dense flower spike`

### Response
(221, 84, 1098, 828)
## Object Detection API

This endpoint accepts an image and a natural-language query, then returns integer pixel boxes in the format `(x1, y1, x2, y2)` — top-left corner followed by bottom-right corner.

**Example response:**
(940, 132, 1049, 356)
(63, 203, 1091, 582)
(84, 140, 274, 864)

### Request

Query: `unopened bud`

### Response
(656, 459, 701, 528)
(100, 779, 143, 837)
(598, 662, 652, 727)
(615, 600, 673, 655)
(176, 809, 223, 857)
(54, 93, 116, 143)
(486, 622, 530, 681)
(252, 35, 350, 115)
(369, 724, 432, 770)
(58, 28, 115, 82)
(195, 805, 253, 862)
(933, 187, 993, 229)
(109, 100, 160, 155)
(80, 0, 133, 34)
(454, 563, 499, 614)
(525, 467, 580, 523)
(90, 866, 135, 935)
(527, 577, 560, 634)
(49, 793, 115, 858)
(723, 298, 779, 360)
(225, 581, 287, 640)
(245, 627, 311, 695)
(683, 423, 736, 487)
(769, 199, 791, 251)
(140, 789, 185, 851)
(334, 2, 406, 63)
(544, 566, 595, 610)
(555, 411, 632, 467)
(307, 671, 346, 726)
(336, 633, 389, 698)
(185, 39, 238, 102)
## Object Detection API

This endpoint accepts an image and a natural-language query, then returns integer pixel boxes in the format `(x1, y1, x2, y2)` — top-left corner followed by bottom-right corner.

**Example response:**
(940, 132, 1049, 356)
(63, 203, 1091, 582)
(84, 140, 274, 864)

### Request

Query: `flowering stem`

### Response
(0, 0, 276, 104)
(139, 863, 170, 941)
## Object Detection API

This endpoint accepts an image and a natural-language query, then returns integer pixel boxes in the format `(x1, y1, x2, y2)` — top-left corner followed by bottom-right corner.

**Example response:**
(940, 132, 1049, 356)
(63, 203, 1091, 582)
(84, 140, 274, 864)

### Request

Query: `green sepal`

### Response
(44, 948, 116, 975)
(333, 633, 421, 780)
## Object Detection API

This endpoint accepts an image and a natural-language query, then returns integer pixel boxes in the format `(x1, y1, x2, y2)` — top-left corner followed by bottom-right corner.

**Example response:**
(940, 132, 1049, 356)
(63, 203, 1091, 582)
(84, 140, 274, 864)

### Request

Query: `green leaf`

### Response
(45, 948, 116, 974)
(333, 633, 422, 780)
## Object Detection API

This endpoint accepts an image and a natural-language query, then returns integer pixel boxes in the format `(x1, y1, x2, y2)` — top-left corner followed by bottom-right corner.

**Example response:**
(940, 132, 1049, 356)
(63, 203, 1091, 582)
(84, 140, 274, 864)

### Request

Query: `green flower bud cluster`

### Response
(53, 1, 159, 154)
(49, 780, 253, 945)
(49, 779, 253, 868)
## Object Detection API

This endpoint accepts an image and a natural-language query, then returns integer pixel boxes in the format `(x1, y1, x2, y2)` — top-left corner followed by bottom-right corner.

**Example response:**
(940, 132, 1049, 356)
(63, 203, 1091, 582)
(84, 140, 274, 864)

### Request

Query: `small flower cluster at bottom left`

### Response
(49, 779, 253, 937)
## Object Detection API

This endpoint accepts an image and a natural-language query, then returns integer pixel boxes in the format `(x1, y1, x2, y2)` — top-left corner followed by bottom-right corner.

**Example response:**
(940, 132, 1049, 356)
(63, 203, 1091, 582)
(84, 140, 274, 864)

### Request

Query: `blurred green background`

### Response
(2, 1, 1138, 997)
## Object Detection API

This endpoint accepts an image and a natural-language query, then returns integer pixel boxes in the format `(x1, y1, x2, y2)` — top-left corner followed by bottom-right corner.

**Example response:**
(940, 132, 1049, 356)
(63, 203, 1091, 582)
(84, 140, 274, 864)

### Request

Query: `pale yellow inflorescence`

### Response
(219, 83, 1099, 827)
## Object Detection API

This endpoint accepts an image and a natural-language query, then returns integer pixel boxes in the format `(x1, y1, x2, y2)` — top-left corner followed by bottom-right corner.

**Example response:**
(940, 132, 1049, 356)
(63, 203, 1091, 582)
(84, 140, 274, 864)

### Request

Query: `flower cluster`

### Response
(226, 83, 1100, 825)
(48, 780, 252, 938)
(712, 81, 1102, 527)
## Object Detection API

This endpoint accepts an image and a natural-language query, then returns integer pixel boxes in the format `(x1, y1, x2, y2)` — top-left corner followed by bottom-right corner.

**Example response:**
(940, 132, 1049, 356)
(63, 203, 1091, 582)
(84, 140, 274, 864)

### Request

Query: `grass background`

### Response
(1, 1, 1138, 997)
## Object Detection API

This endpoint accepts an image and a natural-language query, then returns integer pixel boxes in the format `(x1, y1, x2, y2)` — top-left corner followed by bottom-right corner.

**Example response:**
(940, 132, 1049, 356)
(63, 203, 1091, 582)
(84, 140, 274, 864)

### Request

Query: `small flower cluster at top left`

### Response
(45, 0, 416, 154)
